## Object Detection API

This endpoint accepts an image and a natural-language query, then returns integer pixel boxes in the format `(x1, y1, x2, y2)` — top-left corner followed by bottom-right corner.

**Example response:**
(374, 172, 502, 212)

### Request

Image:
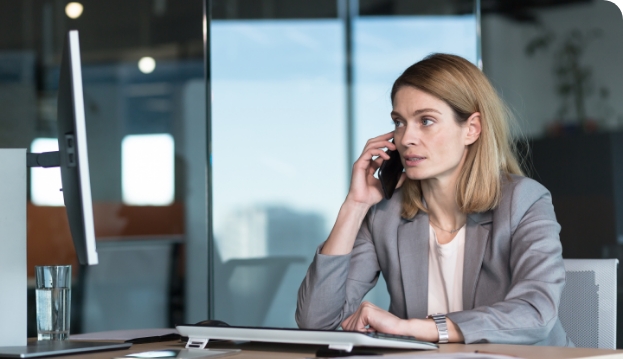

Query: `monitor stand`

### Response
(0, 341, 132, 358)
(0, 149, 132, 357)
(0, 149, 27, 348)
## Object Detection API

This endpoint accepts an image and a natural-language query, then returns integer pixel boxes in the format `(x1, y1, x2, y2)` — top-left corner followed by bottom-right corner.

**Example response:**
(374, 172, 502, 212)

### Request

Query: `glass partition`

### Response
(209, 0, 479, 327)
(210, 18, 347, 327)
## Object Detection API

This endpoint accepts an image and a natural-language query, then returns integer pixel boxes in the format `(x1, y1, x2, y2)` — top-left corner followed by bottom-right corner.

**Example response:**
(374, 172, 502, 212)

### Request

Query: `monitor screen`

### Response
(56, 30, 98, 266)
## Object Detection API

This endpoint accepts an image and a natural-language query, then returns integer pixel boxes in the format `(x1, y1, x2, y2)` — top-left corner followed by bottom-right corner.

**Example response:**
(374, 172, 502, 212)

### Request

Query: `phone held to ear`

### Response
(377, 139, 404, 200)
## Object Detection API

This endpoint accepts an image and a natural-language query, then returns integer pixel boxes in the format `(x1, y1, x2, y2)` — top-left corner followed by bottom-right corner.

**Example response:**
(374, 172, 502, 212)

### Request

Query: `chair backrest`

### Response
(559, 259, 618, 349)
(80, 239, 179, 332)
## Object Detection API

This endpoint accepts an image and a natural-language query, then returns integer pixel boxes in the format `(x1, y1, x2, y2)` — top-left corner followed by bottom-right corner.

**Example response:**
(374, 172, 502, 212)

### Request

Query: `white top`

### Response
(427, 223, 466, 315)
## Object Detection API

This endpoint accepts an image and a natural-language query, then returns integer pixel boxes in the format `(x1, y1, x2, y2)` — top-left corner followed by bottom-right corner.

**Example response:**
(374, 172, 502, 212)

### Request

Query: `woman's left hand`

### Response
(341, 301, 460, 343)
(341, 301, 407, 335)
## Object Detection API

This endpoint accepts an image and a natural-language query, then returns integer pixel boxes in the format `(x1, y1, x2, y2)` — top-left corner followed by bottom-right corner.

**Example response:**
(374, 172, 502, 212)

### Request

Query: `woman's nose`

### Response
(399, 125, 420, 147)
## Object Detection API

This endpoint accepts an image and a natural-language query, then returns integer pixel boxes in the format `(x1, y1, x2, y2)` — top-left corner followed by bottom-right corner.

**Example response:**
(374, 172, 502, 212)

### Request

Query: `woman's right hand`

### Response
(346, 131, 403, 208)
(321, 132, 405, 255)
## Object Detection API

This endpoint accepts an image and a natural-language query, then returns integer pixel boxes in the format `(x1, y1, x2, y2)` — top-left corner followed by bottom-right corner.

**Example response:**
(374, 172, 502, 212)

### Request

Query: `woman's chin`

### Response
(404, 169, 429, 181)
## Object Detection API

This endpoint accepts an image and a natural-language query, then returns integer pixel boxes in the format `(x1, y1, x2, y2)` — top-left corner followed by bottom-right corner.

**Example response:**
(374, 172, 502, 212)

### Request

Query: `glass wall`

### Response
(0, 0, 207, 335)
(210, 15, 347, 328)
(209, 0, 478, 327)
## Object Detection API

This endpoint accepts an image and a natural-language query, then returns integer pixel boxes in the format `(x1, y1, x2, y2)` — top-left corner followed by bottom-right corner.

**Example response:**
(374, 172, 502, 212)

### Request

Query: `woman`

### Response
(296, 53, 572, 346)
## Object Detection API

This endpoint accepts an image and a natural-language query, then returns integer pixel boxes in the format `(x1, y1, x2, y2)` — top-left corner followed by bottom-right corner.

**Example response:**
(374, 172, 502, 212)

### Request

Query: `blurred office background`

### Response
(1, 0, 622, 347)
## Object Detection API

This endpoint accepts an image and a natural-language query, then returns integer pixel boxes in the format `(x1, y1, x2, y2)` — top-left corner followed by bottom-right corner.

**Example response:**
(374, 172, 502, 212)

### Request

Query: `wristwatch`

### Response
(427, 313, 449, 343)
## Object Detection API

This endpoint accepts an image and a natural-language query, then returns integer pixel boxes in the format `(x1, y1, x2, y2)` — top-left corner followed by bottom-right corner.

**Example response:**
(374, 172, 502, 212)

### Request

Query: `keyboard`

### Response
(176, 324, 438, 352)
(365, 332, 423, 343)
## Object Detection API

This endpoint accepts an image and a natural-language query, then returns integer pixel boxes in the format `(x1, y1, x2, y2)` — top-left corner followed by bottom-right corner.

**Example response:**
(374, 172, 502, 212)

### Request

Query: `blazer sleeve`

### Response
(447, 180, 566, 344)
(296, 207, 382, 330)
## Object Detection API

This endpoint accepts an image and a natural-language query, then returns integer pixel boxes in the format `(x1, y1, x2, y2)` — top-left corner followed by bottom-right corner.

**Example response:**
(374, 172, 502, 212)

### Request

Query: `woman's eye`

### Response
(393, 120, 404, 128)
(422, 118, 434, 126)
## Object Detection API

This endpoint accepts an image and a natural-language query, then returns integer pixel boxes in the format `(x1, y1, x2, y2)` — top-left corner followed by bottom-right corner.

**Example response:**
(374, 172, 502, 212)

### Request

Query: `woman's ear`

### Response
(464, 112, 481, 145)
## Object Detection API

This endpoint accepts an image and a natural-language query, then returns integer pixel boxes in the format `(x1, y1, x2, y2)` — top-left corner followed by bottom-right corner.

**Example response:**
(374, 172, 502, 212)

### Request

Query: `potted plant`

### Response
(526, 27, 607, 135)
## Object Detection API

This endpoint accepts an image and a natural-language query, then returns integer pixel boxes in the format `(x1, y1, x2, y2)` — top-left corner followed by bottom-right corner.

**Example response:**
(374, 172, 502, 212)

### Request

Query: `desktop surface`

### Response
(16, 339, 623, 359)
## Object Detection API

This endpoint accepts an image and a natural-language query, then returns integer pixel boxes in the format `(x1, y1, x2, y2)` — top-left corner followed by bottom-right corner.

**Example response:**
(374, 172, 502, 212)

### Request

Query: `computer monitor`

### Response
(0, 29, 133, 356)
(27, 30, 98, 266)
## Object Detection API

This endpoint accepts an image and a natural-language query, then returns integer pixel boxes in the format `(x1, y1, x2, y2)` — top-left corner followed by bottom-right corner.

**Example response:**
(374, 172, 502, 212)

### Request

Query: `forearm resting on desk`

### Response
(342, 301, 465, 343)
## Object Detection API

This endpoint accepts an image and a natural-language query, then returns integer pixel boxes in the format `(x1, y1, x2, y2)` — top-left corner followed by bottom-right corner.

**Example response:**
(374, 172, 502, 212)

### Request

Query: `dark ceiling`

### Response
(0, 0, 595, 62)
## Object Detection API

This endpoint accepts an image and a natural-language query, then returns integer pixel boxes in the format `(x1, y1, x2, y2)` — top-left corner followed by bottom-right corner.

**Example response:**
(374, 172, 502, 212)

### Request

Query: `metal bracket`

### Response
(185, 337, 209, 349)
(26, 151, 60, 168)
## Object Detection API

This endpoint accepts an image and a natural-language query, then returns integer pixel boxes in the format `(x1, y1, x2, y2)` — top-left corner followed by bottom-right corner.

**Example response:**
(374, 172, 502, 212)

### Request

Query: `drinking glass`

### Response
(35, 265, 71, 340)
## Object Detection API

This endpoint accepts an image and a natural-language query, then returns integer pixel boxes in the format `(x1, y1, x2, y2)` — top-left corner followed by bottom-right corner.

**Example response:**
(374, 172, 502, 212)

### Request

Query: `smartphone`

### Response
(377, 139, 404, 200)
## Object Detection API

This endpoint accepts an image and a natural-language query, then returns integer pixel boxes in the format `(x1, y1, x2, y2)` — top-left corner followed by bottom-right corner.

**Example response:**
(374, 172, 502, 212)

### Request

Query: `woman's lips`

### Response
(404, 156, 426, 166)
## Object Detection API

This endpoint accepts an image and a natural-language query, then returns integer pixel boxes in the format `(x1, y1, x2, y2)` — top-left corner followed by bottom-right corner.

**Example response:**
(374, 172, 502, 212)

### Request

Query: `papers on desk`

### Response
(70, 328, 179, 342)
(343, 353, 519, 359)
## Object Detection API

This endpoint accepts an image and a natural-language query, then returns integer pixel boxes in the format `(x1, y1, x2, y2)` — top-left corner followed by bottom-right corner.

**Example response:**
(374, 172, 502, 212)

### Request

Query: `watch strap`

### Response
(427, 313, 449, 344)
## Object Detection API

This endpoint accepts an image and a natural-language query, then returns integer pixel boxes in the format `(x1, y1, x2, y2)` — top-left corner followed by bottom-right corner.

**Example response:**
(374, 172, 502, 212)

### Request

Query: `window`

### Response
(30, 138, 64, 206)
(121, 134, 175, 206)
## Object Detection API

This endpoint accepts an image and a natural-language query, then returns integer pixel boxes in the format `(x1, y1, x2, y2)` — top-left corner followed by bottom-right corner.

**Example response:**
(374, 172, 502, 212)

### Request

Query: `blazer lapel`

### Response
(398, 212, 429, 319)
(462, 211, 492, 310)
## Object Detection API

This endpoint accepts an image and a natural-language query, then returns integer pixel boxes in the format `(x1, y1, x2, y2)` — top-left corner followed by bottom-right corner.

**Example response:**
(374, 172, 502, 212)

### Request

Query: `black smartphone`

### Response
(377, 140, 404, 200)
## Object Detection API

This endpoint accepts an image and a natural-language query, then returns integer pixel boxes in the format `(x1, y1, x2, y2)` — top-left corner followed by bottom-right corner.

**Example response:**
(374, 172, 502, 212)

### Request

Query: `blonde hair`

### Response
(391, 53, 523, 219)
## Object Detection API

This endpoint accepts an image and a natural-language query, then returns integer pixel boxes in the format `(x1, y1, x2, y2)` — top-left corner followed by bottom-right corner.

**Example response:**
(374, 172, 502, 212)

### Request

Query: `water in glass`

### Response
(36, 287, 71, 340)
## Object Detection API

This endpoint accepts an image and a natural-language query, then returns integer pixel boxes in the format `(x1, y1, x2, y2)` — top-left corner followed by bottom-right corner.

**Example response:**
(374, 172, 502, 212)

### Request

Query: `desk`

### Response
(44, 340, 623, 359)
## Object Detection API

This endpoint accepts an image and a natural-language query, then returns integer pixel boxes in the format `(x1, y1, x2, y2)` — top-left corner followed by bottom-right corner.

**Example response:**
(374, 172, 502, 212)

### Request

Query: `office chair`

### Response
(80, 238, 181, 332)
(559, 258, 618, 349)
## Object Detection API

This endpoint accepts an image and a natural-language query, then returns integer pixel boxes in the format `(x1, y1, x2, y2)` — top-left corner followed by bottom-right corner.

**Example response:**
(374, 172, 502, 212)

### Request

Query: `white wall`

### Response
(482, 0, 623, 138)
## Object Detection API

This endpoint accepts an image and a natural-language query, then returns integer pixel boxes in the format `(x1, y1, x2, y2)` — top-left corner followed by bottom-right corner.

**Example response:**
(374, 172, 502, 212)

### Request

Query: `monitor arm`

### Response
(27, 151, 60, 168)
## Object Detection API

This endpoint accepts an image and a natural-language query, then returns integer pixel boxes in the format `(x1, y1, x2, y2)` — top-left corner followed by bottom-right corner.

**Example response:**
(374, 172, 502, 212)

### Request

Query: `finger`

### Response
(365, 157, 384, 175)
(354, 155, 389, 173)
(341, 318, 351, 330)
(341, 312, 358, 331)
(361, 139, 397, 156)
(371, 156, 384, 170)
(345, 317, 362, 332)
(343, 306, 368, 332)
(347, 304, 371, 332)
(364, 132, 394, 146)
(357, 148, 390, 163)
(366, 163, 381, 179)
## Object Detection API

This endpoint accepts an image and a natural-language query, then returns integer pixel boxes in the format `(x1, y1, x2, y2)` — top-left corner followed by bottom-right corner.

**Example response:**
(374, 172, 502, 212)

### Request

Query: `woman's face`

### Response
(391, 86, 480, 183)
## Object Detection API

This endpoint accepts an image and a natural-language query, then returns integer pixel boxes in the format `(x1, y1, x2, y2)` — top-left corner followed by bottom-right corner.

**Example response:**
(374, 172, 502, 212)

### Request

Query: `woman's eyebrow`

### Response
(391, 108, 442, 117)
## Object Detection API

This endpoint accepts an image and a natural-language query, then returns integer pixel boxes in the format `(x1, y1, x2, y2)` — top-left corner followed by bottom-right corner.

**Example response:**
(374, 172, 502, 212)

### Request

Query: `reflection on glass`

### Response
(122, 134, 175, 206)
(30, 138, 64, 206)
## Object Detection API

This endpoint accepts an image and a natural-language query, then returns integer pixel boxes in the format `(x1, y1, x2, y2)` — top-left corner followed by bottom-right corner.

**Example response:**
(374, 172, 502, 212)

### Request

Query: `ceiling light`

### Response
(65, 2, 83, 19)
(138, 57, 156, 74)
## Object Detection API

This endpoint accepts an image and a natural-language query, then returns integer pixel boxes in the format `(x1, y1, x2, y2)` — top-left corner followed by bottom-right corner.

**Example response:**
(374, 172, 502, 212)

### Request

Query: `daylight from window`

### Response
(122, 133, 175, 206)
(30, 138, 64, 206)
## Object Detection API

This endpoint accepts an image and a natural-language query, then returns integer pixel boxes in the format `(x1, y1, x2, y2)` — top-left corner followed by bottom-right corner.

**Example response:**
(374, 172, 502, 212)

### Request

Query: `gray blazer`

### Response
(296, 174, 573, 346)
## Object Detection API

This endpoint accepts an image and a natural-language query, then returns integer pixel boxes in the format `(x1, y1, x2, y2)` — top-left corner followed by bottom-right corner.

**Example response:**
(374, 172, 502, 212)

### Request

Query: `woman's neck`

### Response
(421, 177, 466, 238)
